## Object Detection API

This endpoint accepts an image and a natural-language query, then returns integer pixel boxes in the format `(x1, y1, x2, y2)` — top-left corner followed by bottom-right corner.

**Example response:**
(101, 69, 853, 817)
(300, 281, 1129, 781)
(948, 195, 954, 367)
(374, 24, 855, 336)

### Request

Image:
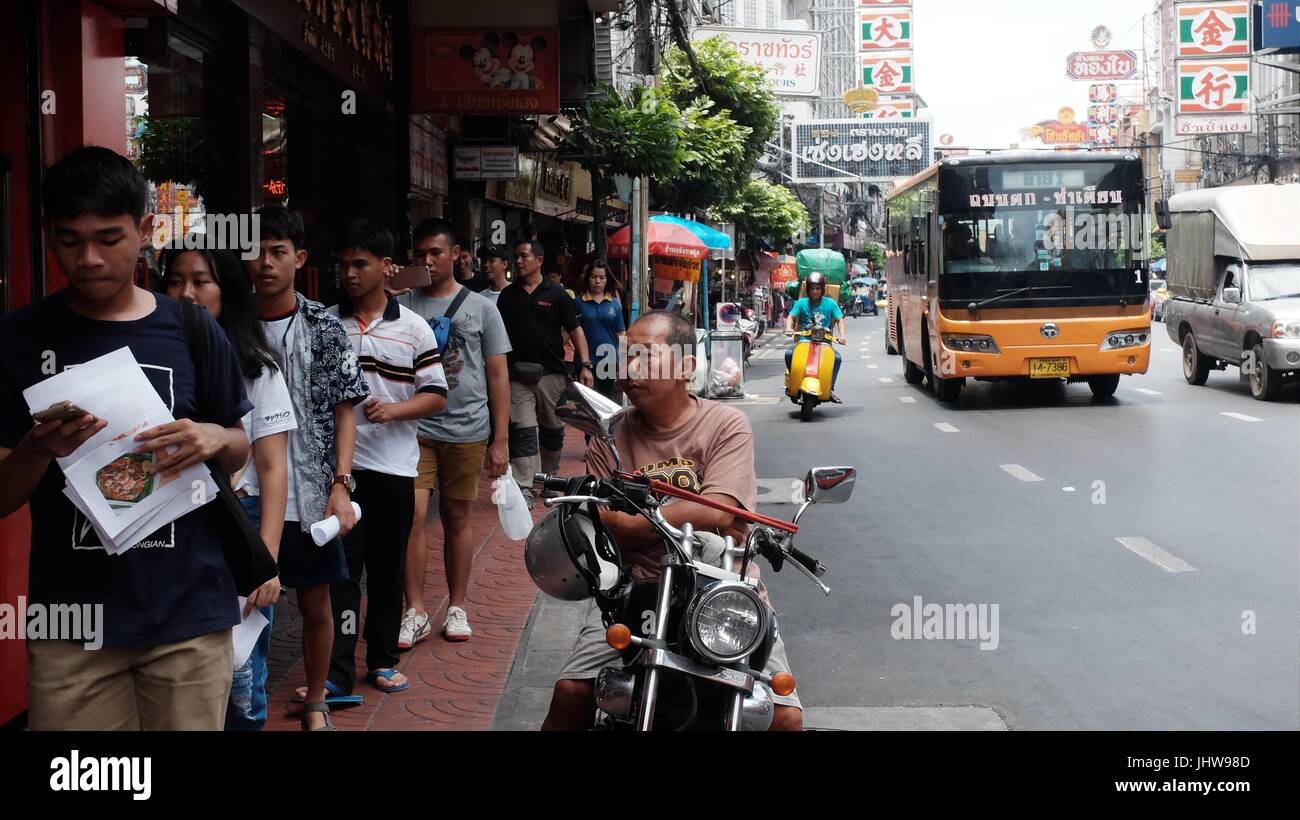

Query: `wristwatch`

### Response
(332, 474, 356, 493)
(581, 361, 594, 371)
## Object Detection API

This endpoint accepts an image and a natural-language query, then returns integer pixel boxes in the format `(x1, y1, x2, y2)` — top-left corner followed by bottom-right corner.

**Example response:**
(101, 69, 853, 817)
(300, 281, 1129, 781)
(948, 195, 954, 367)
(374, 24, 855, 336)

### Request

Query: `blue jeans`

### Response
(226, 495, 274, 732)
(785, 345, 842, 390)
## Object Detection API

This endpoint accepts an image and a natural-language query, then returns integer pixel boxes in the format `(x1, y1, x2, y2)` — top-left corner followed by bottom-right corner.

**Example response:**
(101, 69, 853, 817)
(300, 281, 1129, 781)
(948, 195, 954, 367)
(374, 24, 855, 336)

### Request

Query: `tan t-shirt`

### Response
(586, 396, 758, 579)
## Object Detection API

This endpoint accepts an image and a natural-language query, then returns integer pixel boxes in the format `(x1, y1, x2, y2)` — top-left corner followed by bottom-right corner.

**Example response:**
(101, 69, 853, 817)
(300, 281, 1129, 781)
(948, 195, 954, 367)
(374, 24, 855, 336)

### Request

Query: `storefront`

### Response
(0, 0, 409, 727)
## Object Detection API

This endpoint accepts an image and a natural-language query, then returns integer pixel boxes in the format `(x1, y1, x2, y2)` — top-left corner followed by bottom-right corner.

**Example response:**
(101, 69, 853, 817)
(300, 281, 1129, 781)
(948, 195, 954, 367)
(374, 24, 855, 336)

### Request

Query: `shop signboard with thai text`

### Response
(411, 28, 560, 114)
(692, 27, 822, 97)
(1066, 50, 1138, 80)
(791, 119, 931, 183)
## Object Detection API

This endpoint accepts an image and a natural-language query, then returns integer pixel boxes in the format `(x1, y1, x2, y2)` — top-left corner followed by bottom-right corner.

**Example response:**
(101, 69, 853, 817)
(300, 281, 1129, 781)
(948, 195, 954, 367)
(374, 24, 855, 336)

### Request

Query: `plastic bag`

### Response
(493, 474, 535, 541)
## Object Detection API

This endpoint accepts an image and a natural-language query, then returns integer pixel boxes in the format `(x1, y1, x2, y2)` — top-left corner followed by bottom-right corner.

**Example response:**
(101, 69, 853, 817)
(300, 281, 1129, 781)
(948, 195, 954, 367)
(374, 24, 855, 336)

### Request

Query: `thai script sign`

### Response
(1066, 50, 1139, 80)
(693, 27, 822, 97)
(791, 119, 931, 183)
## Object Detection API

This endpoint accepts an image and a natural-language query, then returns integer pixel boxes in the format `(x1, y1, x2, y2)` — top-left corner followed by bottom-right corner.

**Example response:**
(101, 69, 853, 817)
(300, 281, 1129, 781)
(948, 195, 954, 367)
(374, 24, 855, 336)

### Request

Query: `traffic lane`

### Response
(755, 403, 1296, 730)
(748, 327, 1294, 732)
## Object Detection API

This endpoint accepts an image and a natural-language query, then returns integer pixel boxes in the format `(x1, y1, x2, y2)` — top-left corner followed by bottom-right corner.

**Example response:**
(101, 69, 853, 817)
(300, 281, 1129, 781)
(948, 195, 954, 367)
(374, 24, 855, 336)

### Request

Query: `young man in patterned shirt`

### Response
(247, 207, 369, 730)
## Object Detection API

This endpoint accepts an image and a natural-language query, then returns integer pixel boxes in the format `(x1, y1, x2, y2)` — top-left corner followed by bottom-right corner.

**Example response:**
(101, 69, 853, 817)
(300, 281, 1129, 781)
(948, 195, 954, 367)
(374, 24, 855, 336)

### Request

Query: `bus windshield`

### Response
(937, 161, 1147, 307)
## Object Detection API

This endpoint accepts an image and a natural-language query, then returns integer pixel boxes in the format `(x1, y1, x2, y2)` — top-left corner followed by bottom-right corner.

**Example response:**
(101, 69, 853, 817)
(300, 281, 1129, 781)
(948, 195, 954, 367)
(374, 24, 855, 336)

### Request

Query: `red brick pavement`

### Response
(265, 439, 583, 731)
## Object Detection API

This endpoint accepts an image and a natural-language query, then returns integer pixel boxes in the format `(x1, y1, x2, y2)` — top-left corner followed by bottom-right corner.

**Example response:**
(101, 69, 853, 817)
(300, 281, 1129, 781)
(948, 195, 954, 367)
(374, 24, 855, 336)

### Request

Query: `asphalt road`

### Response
(741, 313, 1299, 730)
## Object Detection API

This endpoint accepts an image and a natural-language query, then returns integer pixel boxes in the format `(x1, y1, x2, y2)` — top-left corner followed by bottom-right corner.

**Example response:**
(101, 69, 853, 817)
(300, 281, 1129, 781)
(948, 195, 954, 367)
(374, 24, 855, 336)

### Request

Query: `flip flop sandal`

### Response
(300, 701, 338, 732)
(367, 668, 410, 693)
(291, 679, 364, 706)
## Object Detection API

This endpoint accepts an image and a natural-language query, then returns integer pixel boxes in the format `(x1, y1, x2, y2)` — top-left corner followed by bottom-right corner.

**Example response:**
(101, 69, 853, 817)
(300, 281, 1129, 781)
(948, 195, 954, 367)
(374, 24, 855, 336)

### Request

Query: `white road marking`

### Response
(899, 396, 917, 403)
(1133, 388, 1162, 396)
(1062, 487, 1076, 492)
(867, 364, 879, 369)
(1115, 537, 1198, 573)
(1161, 347, 1176, 353)
(1221, 412, 1262, 422)
(933, 423, 960, 433)
(999, 464, 1044, 482)
(878, 377, 894, 383)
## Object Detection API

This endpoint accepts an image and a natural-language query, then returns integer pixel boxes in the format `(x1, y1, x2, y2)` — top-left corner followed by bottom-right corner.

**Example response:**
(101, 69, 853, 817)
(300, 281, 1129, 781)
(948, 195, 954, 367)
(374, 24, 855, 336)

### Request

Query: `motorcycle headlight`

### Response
(687, 582, 768, 664)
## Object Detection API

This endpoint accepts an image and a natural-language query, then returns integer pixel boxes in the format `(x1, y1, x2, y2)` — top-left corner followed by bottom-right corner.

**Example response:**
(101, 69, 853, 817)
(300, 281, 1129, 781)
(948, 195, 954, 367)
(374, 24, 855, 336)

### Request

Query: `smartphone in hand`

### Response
(32, 401, 92, 424)
(389, 265, 432, 291)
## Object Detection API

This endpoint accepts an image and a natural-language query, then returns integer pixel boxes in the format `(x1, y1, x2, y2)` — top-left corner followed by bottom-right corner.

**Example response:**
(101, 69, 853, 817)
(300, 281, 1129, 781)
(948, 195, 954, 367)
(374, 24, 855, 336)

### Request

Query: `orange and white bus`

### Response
(884, 151, 1152, 402)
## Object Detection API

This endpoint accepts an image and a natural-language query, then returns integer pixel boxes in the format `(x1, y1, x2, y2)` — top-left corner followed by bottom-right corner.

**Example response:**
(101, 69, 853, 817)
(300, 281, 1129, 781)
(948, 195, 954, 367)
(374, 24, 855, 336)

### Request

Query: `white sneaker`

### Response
(443, 606, 472, 642)
(398, 608, 431, 650)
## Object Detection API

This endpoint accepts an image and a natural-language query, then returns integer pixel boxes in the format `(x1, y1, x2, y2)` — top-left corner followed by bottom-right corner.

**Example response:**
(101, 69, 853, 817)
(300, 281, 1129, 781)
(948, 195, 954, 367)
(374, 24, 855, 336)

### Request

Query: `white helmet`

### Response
(524, 506, 624, 601)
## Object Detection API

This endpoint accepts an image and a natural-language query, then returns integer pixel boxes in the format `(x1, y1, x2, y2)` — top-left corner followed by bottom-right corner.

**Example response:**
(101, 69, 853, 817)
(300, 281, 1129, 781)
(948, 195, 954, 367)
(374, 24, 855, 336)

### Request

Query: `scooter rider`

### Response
(784, 271, 847, 400)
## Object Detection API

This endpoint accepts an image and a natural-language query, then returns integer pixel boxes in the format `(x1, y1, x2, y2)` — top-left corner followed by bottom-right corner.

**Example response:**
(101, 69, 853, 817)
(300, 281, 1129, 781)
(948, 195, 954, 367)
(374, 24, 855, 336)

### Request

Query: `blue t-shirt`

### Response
(790, 296, 843, 332)
(0, 292, 252, 648)
(576, 295, 626, 370)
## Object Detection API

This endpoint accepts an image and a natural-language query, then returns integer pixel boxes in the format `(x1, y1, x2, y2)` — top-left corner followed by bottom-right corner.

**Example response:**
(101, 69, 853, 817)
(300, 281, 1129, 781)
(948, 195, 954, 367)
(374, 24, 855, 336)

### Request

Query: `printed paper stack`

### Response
(23, 347, 217, 554)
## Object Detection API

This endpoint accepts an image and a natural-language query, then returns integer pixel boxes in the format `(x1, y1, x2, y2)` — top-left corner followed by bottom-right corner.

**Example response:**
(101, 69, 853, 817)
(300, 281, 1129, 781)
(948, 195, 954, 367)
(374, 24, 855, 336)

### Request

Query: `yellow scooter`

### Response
(785, 328, 843, 421)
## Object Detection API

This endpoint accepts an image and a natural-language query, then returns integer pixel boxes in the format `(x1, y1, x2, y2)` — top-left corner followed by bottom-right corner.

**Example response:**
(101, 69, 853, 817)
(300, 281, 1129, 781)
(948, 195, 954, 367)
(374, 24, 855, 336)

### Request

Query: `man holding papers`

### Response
(0, 147, 252, 730)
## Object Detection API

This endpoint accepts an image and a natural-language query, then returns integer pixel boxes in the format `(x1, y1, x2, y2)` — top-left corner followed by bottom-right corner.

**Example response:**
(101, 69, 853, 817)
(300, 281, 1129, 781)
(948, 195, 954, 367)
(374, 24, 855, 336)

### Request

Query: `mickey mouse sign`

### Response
(412, 28, 560, 114)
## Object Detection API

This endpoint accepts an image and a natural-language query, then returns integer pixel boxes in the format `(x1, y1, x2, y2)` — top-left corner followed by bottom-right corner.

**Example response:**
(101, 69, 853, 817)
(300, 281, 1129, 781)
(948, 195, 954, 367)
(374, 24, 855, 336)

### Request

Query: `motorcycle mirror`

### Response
(803, 467, 856, 505)
(557, 381, 626, 441)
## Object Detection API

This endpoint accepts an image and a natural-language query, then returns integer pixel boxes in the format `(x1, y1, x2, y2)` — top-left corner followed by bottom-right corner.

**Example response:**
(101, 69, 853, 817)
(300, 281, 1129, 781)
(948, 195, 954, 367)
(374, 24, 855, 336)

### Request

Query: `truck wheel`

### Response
(1249, 343, 1282, 401)
(1182, 333, 1210, 386)
(1088, 374, 1120, 398)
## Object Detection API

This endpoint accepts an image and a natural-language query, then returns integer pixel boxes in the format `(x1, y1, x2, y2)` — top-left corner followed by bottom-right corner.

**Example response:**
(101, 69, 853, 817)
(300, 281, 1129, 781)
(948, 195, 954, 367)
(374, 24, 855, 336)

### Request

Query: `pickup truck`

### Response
(1159, 184, 1300, 401)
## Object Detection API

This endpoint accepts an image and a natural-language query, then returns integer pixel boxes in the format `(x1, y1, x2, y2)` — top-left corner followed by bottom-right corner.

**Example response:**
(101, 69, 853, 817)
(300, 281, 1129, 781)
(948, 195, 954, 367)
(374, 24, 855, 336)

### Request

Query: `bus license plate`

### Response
(1030, 358, 1070, 378)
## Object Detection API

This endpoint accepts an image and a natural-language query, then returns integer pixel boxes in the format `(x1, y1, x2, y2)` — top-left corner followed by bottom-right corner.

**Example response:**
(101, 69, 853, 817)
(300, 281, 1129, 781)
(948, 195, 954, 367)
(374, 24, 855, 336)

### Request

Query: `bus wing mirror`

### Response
(1154, 199, 1171, 231)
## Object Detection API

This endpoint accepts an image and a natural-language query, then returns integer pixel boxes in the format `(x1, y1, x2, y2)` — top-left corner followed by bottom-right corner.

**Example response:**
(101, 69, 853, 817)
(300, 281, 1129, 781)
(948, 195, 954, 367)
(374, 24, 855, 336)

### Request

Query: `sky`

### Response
(911, 0, 1153, 149)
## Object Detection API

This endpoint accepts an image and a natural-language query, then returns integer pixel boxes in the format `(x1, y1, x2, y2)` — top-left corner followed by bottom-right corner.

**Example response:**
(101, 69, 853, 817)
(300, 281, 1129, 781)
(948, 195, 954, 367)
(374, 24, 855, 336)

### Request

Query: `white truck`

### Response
(1159, 183, 1300, 401)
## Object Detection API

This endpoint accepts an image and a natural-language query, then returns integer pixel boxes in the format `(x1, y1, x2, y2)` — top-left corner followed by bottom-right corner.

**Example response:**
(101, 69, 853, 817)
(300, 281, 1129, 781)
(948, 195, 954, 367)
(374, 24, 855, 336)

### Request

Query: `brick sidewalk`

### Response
(264, 438, 584, 731)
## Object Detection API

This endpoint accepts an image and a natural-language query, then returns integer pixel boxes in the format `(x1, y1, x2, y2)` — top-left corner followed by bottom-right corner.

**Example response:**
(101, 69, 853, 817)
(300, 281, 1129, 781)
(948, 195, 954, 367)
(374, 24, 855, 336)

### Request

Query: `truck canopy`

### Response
(1166, 184, 1300, 301)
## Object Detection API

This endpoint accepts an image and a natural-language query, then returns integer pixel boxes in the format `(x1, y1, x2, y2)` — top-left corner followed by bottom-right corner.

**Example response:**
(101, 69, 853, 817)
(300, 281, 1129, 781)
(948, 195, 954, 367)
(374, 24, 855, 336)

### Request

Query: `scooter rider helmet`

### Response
(525, 506, 624, 601)
(806, 271, 828, 292)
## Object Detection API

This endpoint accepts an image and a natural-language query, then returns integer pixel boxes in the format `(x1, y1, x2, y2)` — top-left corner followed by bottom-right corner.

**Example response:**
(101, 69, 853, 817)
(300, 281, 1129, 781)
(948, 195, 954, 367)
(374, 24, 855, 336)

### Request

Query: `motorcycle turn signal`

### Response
(606, 624, 634, 650)
(771, 672, 797, 697)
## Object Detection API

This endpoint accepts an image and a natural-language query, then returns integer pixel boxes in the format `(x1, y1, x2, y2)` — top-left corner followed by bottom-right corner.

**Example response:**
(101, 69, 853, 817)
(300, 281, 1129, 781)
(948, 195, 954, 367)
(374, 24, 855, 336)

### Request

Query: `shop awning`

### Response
(607, 221, 708, 261)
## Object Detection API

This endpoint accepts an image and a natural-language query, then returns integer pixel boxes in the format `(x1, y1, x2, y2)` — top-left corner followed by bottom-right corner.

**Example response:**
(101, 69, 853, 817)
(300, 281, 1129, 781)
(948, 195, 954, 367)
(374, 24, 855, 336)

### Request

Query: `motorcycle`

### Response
(719, 302, 759, 363)
(784, 327, 844, 421)
(527, 383, 856, 731)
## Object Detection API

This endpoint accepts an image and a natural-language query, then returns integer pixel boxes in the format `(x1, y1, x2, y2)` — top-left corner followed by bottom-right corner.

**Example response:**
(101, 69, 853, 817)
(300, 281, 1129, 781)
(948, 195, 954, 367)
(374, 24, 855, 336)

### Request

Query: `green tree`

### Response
(660, 36, 779, 207)
(864, 242, 886, 273)
(575, 84, 688, 182)
(709, 177, 810, 246)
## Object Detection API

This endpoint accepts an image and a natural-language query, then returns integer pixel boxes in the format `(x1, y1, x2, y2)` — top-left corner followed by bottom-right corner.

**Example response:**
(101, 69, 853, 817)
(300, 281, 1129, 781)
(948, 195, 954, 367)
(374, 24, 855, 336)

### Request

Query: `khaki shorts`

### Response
(416, 437, 488, 500)
(556, 599, 802, 710)
(27, 629, 234, 730)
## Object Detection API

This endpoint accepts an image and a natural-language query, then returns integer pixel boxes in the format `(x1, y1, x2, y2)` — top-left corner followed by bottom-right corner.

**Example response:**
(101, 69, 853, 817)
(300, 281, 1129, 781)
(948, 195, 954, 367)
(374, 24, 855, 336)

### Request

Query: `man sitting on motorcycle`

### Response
(784, 271, 847, 400)
(540, 310, 804, 731)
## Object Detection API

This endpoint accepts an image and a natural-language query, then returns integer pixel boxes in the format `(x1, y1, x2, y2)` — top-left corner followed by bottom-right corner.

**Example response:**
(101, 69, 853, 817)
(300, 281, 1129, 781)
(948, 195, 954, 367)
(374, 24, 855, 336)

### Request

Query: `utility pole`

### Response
(635, 0, 654, 76)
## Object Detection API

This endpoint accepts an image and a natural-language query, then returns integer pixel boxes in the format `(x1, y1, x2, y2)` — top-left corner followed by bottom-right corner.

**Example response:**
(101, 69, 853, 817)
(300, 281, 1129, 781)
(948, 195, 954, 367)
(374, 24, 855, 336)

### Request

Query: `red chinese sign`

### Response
(410, 29, 560, 115)
(1066, 50, 1138, 80)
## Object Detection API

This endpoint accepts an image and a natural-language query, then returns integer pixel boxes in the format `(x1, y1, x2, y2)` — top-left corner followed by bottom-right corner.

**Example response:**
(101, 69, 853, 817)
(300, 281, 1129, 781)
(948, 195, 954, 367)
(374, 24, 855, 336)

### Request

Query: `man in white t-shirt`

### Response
(479, 243, 511, 303)
(327, 219, 447, 696)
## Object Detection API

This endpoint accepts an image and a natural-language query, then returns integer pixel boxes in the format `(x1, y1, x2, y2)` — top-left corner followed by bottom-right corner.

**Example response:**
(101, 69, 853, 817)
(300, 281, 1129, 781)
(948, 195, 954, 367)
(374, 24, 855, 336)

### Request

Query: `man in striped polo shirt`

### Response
(327, 219, 447, 696)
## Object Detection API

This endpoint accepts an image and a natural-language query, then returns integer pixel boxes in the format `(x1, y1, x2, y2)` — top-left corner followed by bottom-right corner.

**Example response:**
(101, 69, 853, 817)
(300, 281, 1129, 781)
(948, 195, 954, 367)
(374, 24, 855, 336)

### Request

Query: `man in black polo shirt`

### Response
(497, 238, 594, 493)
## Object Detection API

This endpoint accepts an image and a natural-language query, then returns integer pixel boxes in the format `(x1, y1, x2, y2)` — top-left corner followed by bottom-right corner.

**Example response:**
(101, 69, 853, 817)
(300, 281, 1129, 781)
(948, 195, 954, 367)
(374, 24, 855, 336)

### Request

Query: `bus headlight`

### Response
(1100, 330, 1150, 351)
(1270, 320, 1300, 339)
(943, 334, 1000, 354)
(686, 582, 767, 664)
